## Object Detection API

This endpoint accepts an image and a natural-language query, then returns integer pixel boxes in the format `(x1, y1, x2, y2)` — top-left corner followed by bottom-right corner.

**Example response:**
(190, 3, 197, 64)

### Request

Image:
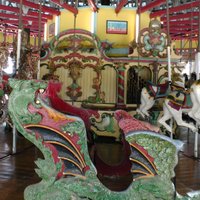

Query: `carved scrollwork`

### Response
(137, 19, 168, 58)
(66, 60, 83, 101)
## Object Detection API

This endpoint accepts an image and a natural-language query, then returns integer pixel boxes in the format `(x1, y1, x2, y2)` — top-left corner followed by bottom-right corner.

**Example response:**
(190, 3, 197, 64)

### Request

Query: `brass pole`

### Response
(189, 8, 193, 79)
(16, 0, 23, 71)
(37, 0, 42, 79)
(14, 0, 24, 154)
(198, 2, 200, 53)
(166, 0, 171, 82)
(166, 0, 170, 47)
(18, 0, 23, 30)
(38, 0, 42, 48)
(195, 2, 200, 80)
(193, 2, 200, 159)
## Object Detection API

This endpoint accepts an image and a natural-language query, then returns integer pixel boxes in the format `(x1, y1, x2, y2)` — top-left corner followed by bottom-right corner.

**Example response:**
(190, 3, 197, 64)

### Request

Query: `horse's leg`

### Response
(137, 88, 151, 117)
(168, 104, 197, 132)
(191, 83, 200, 105)
(158, 102, 173, 133)
(141, 98, 155, 117)
(188, 88, 200, 123)
(191, 84, 200, 118)
(136, 95, 146, 118)
(187, 83, 200, 157)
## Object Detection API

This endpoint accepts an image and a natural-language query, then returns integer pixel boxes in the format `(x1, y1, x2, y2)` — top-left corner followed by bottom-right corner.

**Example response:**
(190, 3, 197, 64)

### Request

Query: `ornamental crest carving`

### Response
(66, 60, 83, 101)
(137, 18, 168, 58)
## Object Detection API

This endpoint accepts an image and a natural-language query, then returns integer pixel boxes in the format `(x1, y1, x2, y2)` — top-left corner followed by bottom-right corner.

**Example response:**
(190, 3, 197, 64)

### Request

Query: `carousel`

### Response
(0, 0, 200, 199)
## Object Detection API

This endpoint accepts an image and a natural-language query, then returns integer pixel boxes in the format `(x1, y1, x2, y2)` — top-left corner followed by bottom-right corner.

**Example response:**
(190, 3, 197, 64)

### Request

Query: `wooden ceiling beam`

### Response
(0, 19, 45, 26)
(0, 4, 19, 13)
(164, 24, 199, 30)
(0, 24, 44, 33)
(169, 29, 198, 34)
(170, 31, 198, 36)
(87, 0, 99, 12)
(137, 0, 166, 14)
(171, 36, 198, 40)
(0, 13, 47, 23)
(161, 12, 199, 21)
(115, 0, 128, 14)
(50, 0, 78, 15)
(27, 11, 53, 20)
(162, 19, 199, 26)
(0, 5, 53, 20)
(9, 0, 60, 15)
(150, 1, 200, 18)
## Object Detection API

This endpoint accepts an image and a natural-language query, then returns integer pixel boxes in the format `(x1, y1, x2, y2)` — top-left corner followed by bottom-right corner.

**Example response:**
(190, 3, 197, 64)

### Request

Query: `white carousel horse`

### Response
(158, 91, 196, 133)
(158, 80, 200, 134)
(136, 81, 184, 118)
(188, 80, 200, 123)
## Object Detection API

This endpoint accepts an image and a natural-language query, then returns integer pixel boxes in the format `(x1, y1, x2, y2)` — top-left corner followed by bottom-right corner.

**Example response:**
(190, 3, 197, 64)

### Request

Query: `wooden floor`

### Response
(0, 124, 200, 200)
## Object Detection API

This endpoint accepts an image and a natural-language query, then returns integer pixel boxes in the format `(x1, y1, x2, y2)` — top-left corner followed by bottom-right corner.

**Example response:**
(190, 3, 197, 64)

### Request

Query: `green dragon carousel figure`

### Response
(8, 79, 200, 200)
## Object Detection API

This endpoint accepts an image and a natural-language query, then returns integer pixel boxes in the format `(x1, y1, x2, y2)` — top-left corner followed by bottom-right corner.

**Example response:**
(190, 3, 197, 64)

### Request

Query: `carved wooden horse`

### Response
(136, 81, 184, 118)
(136, 68, 185, 118)
(158, 88, 197, 133)
(158, 81, 200, 157)
(158, 80, 200, 133)
(188, 80, 200, 123)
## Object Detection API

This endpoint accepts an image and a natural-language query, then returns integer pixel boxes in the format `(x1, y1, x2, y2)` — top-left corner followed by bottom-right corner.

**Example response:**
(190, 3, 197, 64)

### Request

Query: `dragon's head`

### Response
(9, 78, 48, 95)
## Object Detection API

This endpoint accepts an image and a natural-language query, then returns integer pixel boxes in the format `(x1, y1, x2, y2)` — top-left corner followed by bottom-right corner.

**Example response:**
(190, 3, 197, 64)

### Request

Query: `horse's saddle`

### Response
(146, 81, 170, 99)
(167, 90, 192, 110)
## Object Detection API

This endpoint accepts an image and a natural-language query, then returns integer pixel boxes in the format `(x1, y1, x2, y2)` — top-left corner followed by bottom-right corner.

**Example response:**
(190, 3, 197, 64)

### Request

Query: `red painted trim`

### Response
(115, 0, 128, 14)
(171, 36, 197, 40)
(0, 5, 53, 20)
(138, 0, 166, 14)
(0, 24, 44, 34)
(24, 26, 44, 31)
(0, 12, 47, 23)
(0, 19, 45, 26)
(0, 4, 19, 12)
(169, 29, 198, 33)
(87, 0, 99, 12)
(27, 11, 53, 20)
(161, 12, 199, 21)
(150, 1, 200, 18)
(9, 0, 60, 15)
(162, 19, 199, 26)
(163, 25, 199, 30)
(50, 0, 78, 15)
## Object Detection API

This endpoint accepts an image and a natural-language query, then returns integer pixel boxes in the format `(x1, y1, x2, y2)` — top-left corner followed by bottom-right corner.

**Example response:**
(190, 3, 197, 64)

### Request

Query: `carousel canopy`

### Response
(0, 0, 199, 41)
